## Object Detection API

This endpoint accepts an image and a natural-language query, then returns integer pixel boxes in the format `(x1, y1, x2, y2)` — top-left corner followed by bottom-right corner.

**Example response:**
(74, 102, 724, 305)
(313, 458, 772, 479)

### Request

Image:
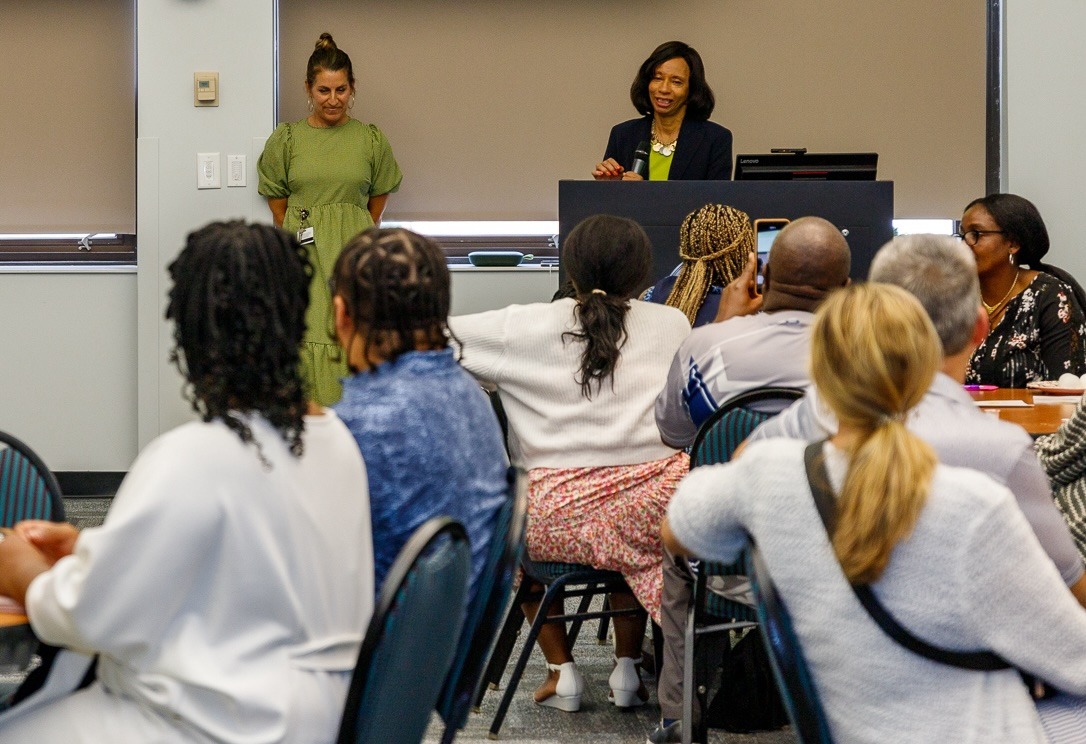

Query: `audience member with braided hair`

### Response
(0, 221, 374, 743)
(644, 203, 754, 327)
(664, 282, 1086, 743)
(450, 214, 691, 714)
(330, 227, 508, 600)
(656, 216, 850, 449)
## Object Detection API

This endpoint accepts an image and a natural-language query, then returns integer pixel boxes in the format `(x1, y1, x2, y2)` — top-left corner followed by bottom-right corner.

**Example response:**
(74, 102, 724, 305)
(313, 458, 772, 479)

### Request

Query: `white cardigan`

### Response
(669, 438, 1086, 744)
(450, 298, 691, 470)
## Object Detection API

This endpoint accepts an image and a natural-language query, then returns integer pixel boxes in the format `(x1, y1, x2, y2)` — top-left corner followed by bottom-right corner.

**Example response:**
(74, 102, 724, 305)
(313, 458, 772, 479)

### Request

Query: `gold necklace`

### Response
(982, 267, 1021, 317)
(651, 121, 678, 157)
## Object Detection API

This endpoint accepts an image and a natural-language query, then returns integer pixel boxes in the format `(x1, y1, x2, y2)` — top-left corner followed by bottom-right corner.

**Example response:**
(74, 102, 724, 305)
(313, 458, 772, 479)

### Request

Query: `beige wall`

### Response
(280, 0, 986, 220)
(1005, 0, 1086, 285)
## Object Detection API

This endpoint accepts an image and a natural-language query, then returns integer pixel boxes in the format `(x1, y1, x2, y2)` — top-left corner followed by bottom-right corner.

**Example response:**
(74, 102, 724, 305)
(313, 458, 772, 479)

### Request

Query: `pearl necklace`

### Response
(651, 121, 678, 157)
(983, 267, 1020, 318)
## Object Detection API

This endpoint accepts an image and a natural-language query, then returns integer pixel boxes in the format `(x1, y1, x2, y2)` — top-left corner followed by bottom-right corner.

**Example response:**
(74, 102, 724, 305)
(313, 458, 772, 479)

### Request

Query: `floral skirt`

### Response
(526, 451, 689, 624)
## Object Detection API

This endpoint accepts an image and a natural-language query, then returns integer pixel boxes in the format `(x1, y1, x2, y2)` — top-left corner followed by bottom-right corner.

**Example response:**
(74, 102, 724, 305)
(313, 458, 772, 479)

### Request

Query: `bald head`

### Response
(763, 216, 851, 312)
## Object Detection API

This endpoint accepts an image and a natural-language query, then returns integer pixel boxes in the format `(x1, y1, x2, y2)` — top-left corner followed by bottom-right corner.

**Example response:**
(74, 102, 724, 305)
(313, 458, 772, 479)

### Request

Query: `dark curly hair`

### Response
(630, 41, 715, 121)
(331, 227, 451, 372)
(963, 193, 1050, 266)
(306, 32, 354, 87)
(166, 221, 312, 459)
(561, 215, 653, 398)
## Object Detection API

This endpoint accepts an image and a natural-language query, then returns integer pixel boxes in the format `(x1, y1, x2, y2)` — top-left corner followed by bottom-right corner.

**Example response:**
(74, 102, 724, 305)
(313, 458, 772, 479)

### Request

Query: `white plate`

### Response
(1027, 381, 1086, 395)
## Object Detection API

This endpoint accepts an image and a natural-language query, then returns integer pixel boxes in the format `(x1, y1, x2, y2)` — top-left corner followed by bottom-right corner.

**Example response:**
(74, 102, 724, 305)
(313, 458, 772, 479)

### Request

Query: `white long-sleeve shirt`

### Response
(15, 412, 373, 744)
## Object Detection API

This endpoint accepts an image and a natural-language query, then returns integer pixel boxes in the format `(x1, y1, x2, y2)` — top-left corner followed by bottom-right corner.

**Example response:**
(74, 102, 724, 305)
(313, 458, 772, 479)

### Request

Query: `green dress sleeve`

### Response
(257, 123, 293, 199)
(366, 124, 403, 197)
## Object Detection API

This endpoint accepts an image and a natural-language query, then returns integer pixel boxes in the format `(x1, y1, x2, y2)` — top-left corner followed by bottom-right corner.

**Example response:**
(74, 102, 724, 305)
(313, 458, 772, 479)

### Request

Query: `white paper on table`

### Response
(1033, 396, 1082, 405)
(975, 399, 1031, 408)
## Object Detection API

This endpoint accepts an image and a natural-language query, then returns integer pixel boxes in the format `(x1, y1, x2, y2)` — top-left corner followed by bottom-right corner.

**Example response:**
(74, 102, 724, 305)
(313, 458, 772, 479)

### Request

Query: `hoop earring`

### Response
(348, 94, 356, 111)
(1009, 252, 1016, 265)
(307, 98, 314, 114)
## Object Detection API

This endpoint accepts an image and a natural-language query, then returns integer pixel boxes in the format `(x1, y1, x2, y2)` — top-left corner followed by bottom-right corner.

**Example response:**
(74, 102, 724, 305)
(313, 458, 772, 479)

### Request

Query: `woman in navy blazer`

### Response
(594, 41, 732, 181)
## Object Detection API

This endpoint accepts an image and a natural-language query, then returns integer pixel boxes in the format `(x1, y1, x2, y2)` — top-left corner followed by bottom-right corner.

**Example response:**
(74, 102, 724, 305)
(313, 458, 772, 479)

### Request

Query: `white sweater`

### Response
(668, 438, 1086, 744)
(450, 298, 691, 469)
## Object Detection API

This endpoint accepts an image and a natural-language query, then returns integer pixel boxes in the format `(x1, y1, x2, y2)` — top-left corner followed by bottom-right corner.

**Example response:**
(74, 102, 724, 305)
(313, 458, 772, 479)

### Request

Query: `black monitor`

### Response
(734, 152, 878, 181)
(558, 180, 894, 291)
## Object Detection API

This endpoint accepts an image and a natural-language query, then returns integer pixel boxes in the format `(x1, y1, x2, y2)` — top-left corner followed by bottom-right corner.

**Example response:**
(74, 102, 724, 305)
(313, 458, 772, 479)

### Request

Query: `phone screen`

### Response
(757, 227, 779, 265)
(754, 219, 789, 288)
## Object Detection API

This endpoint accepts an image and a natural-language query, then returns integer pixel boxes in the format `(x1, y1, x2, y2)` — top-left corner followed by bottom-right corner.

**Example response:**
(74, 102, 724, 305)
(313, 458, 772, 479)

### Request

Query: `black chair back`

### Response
(436, 468, 528, 742)
(745, 546, 834, 744)
(0, 430, 64, 526)
(689, 387, 805, 469)
(336, 517, 472, 744)
(1038, 262, 1086, 317)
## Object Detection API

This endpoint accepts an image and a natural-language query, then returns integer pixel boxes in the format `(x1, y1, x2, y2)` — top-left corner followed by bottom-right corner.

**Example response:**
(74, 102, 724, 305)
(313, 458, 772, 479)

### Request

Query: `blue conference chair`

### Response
(683, 386, 803, 743)
(336, 517, 472, 744)
(689, 386, 805, 468)
(0, 430, 66, 707)
(746, 545, 834, 744)
(436, 468, 529, 743)
(481, 558, 647, 739)
(0, 430, 64, 527)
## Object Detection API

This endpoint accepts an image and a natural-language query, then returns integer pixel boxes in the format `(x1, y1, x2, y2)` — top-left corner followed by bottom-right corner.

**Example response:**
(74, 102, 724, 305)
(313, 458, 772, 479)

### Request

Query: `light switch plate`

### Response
(227, 155, 246, 187)
(197, 152, 221, 189)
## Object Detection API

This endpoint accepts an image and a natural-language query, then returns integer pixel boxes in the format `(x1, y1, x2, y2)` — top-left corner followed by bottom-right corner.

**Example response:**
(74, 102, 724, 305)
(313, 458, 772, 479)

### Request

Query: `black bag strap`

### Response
(802, 441, 1012, 672)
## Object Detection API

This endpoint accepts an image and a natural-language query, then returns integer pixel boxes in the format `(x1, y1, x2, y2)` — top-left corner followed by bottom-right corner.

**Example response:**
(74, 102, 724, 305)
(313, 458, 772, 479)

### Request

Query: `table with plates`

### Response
(968, 387, 1081, 437)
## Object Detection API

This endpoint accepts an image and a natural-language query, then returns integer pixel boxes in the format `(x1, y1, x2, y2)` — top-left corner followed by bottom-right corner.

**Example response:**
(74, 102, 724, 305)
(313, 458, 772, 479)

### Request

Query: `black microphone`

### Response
(630, 141, 650, 178)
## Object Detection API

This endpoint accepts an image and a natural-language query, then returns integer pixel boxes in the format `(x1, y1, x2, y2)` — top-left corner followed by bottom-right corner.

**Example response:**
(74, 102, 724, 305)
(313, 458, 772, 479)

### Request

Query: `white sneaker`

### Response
(535, 661, 584, 712)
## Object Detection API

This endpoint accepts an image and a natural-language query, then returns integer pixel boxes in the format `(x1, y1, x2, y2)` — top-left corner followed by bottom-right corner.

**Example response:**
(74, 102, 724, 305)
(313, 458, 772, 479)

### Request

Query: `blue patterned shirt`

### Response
(334, 349, 509, 601)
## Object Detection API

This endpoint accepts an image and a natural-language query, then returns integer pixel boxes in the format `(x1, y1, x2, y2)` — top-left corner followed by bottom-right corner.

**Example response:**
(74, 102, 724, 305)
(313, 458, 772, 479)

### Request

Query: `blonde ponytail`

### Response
(810, 283, 941, 583)
(833, 421, 936, 583)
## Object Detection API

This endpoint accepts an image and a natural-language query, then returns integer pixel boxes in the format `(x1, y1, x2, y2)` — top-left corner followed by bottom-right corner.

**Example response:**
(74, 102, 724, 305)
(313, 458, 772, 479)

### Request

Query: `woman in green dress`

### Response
(258, 32, 403, 405)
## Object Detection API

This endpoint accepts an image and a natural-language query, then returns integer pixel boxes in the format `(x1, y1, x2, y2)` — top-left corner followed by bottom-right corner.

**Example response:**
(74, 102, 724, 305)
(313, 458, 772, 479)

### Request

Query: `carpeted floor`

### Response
(422, 605, 796, 744)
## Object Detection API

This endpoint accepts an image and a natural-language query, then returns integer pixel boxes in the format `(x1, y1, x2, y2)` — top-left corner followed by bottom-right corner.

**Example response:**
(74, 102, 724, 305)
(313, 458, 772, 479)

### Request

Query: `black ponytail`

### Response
(561, 215, 653, 398)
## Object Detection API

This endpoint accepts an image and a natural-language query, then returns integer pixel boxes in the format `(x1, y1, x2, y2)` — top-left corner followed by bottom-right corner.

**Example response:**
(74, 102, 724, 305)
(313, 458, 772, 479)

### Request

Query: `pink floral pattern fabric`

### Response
(525, 451, 689, 624)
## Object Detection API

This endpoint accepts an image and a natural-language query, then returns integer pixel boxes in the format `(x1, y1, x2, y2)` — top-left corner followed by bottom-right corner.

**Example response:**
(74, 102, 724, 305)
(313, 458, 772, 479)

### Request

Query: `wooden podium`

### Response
(558, 180, 894, 290)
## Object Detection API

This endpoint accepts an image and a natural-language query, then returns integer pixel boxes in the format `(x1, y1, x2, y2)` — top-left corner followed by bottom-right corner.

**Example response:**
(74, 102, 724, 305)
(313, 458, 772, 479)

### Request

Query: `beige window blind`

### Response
(278, 0, 986, 221)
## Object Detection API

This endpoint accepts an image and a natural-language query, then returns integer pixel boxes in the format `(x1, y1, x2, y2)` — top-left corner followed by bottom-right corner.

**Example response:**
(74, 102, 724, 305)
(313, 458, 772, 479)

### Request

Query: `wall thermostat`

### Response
(194, 72, 219, 107)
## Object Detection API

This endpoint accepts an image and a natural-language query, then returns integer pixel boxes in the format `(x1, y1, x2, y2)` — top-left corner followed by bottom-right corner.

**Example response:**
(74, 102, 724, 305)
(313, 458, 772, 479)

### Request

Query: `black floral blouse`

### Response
(967, 273, 1086, 387)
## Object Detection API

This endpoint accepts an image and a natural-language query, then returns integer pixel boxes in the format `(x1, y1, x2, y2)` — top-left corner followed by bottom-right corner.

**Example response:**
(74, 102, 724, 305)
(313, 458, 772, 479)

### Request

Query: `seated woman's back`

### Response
(50, 410, 373, 742)
(0, 222, 374, 744)
(675, 438, 1086, 742)
(334, 348, 507, 599)
(450, 296, 689, 469)
(329, 228, 508, 600)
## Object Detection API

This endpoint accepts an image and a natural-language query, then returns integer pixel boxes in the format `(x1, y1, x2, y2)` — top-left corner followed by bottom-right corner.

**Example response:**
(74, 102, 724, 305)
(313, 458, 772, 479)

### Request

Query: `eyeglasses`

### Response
(954, 229, 1005, 246)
